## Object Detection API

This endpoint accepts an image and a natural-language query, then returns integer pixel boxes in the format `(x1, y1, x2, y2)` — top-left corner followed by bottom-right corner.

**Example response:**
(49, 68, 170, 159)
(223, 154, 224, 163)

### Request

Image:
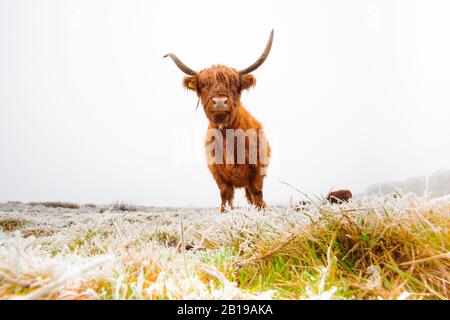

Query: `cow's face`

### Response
(183, 66, 255, 126)
(164, 29, 273, 127)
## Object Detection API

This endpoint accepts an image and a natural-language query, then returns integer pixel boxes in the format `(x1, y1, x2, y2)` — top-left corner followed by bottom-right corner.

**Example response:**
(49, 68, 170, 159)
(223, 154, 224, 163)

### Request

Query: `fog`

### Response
(1, 0, 449, 206)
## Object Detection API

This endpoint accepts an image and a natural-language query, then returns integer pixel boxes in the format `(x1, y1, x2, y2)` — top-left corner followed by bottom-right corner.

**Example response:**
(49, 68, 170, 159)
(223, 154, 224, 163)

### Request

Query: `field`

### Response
(0, 194, 449, 300)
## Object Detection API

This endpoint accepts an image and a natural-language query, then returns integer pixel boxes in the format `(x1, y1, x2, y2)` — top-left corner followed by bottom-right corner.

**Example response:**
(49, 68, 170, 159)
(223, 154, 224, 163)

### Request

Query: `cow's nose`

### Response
(212, 97, 228, 110)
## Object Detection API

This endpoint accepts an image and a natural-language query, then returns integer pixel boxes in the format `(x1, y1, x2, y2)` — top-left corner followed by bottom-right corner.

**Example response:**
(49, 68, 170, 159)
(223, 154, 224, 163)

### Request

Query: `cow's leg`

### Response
(209, 165, 234, 213)
(227, 186, 235, 210)
(245, 187, 255, 204)
(219, 183, 234, 213)
(251, 188, 265, 210)
(249, 172, 266, 210)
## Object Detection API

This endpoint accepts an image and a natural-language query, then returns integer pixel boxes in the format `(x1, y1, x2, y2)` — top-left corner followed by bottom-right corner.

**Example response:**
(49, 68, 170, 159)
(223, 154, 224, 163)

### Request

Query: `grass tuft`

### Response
(29, 202, 80, 209)
(100, 202, 139, 213)
(0, 218, 26, 232)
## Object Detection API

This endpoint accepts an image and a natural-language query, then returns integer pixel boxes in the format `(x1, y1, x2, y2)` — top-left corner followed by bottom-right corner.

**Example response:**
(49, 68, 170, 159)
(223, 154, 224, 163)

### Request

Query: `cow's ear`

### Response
(183, 76, 198, 92)
(240, 74, 256, 91)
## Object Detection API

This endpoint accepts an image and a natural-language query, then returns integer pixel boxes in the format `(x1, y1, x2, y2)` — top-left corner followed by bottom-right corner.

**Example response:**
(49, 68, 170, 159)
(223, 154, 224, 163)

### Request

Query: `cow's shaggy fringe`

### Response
(0, 194, 448, 299)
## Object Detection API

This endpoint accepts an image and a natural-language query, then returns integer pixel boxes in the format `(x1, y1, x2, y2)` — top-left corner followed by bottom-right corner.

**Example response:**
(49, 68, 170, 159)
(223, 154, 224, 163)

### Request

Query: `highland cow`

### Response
(327, 190, 353, 204)
(165, 30, 274, 212)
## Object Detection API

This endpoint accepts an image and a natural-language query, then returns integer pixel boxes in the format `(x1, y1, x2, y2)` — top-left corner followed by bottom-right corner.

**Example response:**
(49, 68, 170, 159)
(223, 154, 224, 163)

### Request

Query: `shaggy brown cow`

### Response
(327, 190, 353, 204)
(165, 30, 274, 212)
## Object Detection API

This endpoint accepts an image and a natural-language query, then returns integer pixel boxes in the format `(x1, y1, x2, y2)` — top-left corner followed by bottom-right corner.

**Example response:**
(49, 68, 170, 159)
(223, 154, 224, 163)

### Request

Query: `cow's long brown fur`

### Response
(182, 65, 271, 212)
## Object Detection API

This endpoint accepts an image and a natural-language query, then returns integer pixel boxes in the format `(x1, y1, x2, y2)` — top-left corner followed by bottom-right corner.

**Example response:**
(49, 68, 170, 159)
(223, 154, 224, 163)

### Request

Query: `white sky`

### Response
(1, 0, 449, 206)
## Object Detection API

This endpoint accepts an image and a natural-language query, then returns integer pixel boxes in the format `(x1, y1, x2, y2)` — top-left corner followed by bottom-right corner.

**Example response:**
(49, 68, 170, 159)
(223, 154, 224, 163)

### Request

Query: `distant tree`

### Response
(365, 169, 450, 197)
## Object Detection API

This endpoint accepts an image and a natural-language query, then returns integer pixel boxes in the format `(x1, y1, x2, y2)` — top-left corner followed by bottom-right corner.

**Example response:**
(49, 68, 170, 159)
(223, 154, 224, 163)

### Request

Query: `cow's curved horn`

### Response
(238, 29, 274, 75)
(163, 53, 198, 76)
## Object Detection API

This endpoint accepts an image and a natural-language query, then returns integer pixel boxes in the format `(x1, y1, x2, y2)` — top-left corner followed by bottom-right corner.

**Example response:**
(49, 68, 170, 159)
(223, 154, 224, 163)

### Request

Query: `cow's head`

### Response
(164, 30, 274, 127)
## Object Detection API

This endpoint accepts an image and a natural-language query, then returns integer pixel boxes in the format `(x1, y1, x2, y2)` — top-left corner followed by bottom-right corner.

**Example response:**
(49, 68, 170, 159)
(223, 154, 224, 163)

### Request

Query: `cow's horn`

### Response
(163, 53, 198, 76)
(238, 29, 274, 75)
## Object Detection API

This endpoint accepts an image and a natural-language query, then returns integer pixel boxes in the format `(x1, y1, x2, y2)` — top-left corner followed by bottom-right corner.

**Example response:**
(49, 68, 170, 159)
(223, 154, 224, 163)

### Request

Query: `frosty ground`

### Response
(0, 194, 448, 300)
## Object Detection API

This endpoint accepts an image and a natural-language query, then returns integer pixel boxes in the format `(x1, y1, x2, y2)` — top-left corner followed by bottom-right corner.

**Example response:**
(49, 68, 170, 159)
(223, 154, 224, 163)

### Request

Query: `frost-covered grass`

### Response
(0, 194, 448, 300)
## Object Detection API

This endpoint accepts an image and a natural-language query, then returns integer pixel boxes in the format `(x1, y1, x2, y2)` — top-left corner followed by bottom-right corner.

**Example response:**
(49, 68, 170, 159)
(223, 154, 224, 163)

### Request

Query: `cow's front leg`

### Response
(251, 188, 266, 210)
(245, 187, 255, 205)
(249, 173, 266, 210)
(219, 183, 234, 213)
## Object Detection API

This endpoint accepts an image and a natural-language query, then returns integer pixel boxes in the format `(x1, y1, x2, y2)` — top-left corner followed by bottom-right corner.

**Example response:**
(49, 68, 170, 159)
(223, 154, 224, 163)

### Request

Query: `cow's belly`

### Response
(209, 164, 251, 188)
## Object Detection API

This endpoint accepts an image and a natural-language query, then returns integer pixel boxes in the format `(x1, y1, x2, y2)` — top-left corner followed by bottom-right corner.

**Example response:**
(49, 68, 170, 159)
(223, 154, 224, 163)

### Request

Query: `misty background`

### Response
(1, 0, 450, 207)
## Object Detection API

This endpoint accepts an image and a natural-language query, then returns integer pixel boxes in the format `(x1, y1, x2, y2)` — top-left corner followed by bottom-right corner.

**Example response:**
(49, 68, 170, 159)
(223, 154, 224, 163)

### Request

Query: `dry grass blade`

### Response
(179, 210, 189, 277)
(399, 253, 450, 266)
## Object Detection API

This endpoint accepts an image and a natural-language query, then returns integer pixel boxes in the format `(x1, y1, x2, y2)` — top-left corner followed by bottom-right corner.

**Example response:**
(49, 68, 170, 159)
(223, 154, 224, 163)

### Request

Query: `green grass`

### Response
(0, 195, 448, 299)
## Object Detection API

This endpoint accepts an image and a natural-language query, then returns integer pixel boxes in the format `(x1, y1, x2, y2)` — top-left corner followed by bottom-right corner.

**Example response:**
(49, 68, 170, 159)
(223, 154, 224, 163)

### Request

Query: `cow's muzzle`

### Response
(212, 97, 228, 112)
